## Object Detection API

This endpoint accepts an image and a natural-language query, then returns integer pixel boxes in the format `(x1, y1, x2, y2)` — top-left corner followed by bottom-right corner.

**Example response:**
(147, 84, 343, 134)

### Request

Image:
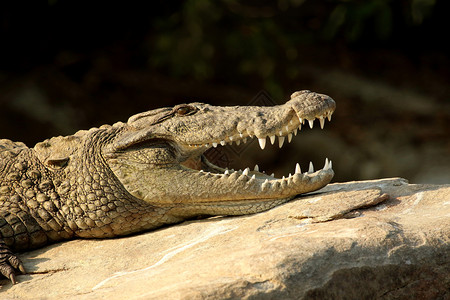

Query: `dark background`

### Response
(1, 0, 449, 184)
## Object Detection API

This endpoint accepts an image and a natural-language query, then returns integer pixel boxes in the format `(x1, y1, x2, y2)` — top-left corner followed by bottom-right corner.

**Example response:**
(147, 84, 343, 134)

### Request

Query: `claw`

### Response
(9, 273, 17, 285)
(18, 263, 26, 274)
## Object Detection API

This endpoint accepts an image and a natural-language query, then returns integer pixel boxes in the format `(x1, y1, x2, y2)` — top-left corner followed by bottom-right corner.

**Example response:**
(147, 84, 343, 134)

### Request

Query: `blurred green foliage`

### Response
(149, 0, 437, 99)
(324, 0, 436, 40)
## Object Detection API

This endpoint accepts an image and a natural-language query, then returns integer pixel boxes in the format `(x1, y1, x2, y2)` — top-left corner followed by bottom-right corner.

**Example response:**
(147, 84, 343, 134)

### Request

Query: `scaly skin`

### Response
(0, 90, 335, 284)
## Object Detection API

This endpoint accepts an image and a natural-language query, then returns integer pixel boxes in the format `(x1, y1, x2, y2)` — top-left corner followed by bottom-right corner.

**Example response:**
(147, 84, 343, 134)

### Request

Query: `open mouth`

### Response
(179, 107, 334, 195)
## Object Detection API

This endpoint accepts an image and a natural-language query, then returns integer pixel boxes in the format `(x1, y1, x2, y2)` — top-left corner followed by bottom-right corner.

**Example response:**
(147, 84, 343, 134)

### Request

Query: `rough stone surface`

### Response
(1, 178, 449, 299)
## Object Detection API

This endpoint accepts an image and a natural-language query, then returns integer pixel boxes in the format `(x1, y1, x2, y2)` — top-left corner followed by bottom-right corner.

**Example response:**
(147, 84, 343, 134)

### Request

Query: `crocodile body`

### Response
(0, 90, 335, 284)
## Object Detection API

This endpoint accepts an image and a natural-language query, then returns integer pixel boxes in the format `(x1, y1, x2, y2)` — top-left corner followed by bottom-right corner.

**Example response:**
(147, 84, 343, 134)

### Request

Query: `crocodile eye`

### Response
(175, 105, 196, 116)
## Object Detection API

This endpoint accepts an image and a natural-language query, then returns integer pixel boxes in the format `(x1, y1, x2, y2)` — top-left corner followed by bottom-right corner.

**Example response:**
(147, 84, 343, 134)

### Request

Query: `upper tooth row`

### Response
(189, 111, 333, 149)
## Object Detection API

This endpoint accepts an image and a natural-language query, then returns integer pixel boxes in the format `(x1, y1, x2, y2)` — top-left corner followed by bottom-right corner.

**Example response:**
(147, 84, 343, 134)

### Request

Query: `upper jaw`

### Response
(183, 100, 334, 151)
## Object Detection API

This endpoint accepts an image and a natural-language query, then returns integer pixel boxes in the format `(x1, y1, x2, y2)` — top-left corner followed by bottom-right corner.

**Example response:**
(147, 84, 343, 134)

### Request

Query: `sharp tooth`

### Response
(200, 170, 204, 172)
(329, 160, 332, 169)
(258, 137, 266, 149)
(299, 117, 303, 124)
(285, 125, 289, 132)
(212, 142, 218, 148)
(220, 140, 226, 146)
(288, 173, 292, 177)
(319, 117, 325, 129)
(224, 170, 230, 175)
(278, 136, 285, 148)
(299, 123, 302, 130)
(295, 163, 301, 174)
(243, 138, 248, 143)
(288, 133, 293, 143)
(204, 143, 209, 147)
(282, 176, 285, 180)
(324, 158, 329, 170)
(239, 133, 244, 138)
(229, 136, 234, 141)
(294, 128, 298, 136)
(262, 179, 269, 189)
(308, 161, 314, 173)
(327, 114, 332, 122)
(243, 168, 250, 176)
(270, 135, 276, 144)
(236, 140, 241, 146)
(251, 174, 255, 180)
(270, 173, 275, 177)
(254, 164, 259, 172)
(308, 119, 314, 129)
(279, 131, 283, 136)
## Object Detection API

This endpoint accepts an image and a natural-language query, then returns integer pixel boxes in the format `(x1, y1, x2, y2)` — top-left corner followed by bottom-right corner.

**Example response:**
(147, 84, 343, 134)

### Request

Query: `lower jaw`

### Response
(167, 196, 294, 217)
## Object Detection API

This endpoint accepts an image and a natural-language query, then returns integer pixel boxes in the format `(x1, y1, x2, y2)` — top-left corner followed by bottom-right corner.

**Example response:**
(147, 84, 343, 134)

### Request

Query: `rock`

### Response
(1, 178, 449, 299)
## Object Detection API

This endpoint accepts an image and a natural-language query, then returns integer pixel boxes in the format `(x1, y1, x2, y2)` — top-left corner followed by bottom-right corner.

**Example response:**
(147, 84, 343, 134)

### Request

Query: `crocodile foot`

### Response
(0, 240, 26, 284)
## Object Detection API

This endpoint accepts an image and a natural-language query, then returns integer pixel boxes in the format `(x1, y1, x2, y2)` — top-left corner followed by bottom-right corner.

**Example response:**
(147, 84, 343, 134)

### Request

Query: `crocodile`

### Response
(0, 90, 335, 284)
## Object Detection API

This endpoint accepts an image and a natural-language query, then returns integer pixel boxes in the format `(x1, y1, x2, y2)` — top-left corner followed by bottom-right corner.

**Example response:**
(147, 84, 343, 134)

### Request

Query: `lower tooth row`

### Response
(210, 158, 332, 179)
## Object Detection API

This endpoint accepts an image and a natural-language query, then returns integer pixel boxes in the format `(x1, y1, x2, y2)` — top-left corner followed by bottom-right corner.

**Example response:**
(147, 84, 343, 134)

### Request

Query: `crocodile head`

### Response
(103, 90, 336, 217)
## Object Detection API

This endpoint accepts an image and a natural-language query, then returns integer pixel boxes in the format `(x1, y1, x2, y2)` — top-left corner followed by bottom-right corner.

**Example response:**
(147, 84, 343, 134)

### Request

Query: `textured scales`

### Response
(0, 90, 335, 284)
